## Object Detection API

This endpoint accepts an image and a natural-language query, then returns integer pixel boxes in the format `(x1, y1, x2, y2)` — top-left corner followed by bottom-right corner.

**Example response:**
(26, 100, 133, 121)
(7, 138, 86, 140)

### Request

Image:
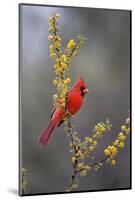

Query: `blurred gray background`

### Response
(20, 4, 131, 194)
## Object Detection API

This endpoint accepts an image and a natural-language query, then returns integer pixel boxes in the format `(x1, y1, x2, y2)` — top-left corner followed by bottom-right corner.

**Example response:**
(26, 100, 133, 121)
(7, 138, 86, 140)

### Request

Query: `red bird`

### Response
(38, 78, 88, 147)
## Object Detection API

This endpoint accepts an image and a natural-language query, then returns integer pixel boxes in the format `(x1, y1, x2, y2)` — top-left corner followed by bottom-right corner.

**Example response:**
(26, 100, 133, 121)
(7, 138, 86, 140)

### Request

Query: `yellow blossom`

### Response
(61, 62, 67, 69)
(53, 94, 58, 100)
(89, 138, 93, 142)
(100, 126, 106, 132)
(61, 55, 67, 63)
(48, 34, 54, 41)
(104, 149, 110, 156)
(118, 142, 124, 148)
(97, 123, 101, 127)
(48, 17, 54, 26)
(66, 78, 71, 84)
(53, 79, 57, 85)
(56, 58, 60, 63)
(63, 80, 67, 84)
(78, 162, 84, 170)
(49, 16, 53, 22)
(93, 140, 97, 146)
(95, 125, 98, 130)
(121, 125, 127, 132)
(126, 118, 130, 124)
(55, 67, 63, 74)
(111, 160, 116, 166)
(85, 165, 91, 170)
(86, 137, 93, 142)
(49, 45, 54, 51)
(55, 35, 61, 41)
(113, 140, 119, 146)
(104, 145, 118, 157)
(49, 45, 54, 54)
(89, 146, 95, 151)
(64, 78, 71, 85)
(55, 41, 61, 49)
(80, 170, 87, 176)
(67, 39, 76, 49)
(110, 145, 118, 156)
(121, 135, 126, 141)
(72, 157, 76, 163)
(118, 132, 124, 137)
(50, 53, 56, 58)
(60, 93, 65, 98)
(55, 13, 61, 20)
(49, 27, 54, 32)
(118, 132, 126, 141)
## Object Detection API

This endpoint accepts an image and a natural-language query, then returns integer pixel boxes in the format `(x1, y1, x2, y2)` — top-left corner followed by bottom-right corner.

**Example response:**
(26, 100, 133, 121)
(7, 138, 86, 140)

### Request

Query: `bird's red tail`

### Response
(38, 120, 57, 147)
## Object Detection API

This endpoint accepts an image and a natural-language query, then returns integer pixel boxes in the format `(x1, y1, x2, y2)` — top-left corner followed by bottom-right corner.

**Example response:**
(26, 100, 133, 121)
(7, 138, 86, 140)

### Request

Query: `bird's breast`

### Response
(67, 91, 83, 115)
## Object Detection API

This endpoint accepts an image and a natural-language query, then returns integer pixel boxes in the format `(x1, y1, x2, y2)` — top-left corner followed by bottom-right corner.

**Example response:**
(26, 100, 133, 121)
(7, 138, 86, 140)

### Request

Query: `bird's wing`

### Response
(65, 90, 72, 112)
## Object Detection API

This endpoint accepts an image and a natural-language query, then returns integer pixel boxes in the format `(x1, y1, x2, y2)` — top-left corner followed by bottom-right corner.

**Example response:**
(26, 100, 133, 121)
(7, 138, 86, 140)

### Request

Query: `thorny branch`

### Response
(48, 12, 130, 192)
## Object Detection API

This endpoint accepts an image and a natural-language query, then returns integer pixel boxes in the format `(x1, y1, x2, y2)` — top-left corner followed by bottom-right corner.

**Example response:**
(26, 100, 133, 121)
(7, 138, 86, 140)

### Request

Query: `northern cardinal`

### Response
(38, 78, 88, 147)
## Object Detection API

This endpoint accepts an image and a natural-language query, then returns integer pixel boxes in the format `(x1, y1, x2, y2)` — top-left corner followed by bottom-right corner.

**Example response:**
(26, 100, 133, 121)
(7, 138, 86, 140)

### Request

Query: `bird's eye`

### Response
(80, 86, 88, 96)
(80, 86, 86, 91)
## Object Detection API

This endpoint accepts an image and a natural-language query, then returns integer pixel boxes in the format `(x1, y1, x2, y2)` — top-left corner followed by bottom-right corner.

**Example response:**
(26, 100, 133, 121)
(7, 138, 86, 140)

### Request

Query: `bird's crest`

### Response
(73, 77, 86, 88)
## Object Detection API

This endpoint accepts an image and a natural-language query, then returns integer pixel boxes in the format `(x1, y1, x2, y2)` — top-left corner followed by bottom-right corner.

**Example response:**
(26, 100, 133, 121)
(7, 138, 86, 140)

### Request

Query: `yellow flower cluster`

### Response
(93, 120, 112, 138)
(67, 39, 76, 49)
(80, 137, 97, 158)
(77, 162, 92, 176)
(80, 120, 112, 159)
(113, 132, 126, 148)
(48, 14, 62, 58)
(22, 168, 28, 194)
(52, 77, 71, 109)
(88, 140, 97, 151)
(80, 169, 87, 176)
(104, 145, 118, 157)
(104, 117, 130, 166)
(111, 160, 116, 166)
(48, 13, 70, 110)
(94, 162, 103, 171)
(85, 137, 93, 143)
(72, 149, 84, 164)
(95, 123, 106, 133)
(78, 162, 91, 170)
(53, 54, 69, 74)
(48, 34, 54, 41)
(53, 94, 58, 101)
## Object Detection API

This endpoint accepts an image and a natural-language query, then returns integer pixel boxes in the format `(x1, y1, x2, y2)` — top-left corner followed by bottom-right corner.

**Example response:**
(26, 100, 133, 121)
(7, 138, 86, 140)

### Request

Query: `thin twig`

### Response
(66, 118, 80, 191)
(68, 154, 110, 191)
(76, 155, 110, 173)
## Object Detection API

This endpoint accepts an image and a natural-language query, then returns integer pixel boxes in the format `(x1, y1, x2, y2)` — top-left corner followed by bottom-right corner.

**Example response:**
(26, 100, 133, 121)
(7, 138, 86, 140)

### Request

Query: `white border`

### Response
(0, 0, 134, 199)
